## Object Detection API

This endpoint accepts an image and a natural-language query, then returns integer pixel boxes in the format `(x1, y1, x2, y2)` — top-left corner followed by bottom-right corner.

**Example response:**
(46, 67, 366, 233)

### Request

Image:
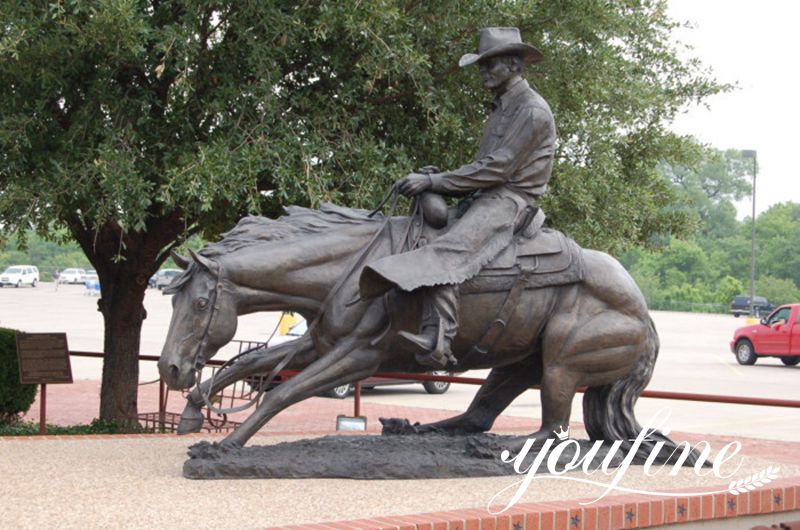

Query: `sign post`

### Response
(15, 332, 73, 434)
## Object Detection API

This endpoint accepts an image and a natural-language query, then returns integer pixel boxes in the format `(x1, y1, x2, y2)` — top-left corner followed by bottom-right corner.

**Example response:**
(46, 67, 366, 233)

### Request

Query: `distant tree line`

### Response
(0, 232, 90, 278)
(621, 149, 800, 312)
(0, 233, 195, 279)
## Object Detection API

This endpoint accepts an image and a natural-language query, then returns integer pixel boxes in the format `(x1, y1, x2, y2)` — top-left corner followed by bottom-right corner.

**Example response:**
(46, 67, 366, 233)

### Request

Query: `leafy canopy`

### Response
(1, 0, 724, 254)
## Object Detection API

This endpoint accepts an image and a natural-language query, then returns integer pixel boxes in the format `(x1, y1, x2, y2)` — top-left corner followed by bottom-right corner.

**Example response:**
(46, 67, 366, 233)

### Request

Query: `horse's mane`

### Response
(165, 204, 383, 294)
(201, 203, 382, 258)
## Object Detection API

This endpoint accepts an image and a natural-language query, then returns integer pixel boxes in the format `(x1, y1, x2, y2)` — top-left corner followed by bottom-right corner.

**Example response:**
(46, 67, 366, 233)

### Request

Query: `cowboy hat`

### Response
(459, 27, 543, 68)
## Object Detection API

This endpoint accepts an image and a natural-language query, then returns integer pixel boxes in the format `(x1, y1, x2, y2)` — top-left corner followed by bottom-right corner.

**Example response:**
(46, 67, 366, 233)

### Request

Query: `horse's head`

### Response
(158, 250, 238, 389)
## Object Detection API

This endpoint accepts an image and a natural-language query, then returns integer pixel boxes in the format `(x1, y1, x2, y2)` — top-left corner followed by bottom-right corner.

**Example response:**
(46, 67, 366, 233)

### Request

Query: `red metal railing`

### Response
(68, 350, 800, 432)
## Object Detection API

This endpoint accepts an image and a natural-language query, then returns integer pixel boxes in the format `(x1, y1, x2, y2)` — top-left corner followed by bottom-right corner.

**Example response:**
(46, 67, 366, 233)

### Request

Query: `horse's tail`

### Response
(582, 315, 703, 465)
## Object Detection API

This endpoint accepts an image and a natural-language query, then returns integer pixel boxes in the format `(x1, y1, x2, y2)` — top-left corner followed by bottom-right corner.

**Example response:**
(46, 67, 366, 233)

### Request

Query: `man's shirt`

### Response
(430, 78, 556, 201)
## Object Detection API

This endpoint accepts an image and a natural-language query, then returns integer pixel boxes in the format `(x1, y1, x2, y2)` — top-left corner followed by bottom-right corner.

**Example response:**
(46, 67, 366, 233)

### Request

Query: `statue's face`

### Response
(478, 55, 518, 91)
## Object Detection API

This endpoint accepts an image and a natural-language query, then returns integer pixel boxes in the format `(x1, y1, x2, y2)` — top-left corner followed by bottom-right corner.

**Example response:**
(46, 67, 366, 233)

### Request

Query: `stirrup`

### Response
(414, 319, 458, 368)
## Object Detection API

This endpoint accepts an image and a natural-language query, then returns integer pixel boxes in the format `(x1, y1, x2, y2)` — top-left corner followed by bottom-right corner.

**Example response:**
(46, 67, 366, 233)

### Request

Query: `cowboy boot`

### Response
(398, 285, 459, 368)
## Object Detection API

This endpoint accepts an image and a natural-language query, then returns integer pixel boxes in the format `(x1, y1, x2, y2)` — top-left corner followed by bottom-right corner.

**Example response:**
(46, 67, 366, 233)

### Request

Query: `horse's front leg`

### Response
(219, 341, 382, 448)
(177, 336, 318, 434)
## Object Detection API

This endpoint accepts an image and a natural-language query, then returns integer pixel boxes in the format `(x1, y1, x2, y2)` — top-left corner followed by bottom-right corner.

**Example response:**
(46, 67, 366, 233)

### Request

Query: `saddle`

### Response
(464, 210, 584, 355)
(413, 206, 585, 295)
(411, 205, 584, 356)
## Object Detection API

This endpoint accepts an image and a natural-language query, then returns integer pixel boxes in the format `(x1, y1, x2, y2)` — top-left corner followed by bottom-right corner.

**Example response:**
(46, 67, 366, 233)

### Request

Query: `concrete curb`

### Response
(266, 478, 800, 529)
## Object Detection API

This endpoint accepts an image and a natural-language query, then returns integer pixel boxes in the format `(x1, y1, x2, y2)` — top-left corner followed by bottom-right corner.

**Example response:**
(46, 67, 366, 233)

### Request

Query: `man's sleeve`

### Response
(429, 106, 537, 195)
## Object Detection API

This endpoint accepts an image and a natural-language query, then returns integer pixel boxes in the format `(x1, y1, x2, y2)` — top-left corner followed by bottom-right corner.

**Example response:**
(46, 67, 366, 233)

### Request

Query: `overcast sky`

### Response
(667, 0, 800, 218)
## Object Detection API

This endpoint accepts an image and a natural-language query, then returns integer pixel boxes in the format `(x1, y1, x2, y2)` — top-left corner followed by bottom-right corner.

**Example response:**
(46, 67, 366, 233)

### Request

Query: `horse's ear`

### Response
(171, 251, 190, 270)
(188, 249, 218, 274)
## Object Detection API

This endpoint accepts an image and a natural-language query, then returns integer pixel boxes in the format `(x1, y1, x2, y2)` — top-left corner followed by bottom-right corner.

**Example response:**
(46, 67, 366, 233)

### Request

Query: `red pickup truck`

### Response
(731, 304, 800, 366)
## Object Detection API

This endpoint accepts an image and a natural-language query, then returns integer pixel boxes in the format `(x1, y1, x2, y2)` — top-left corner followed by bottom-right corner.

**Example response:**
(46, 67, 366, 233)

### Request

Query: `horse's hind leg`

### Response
(528, 309, 647, 443)
(407, 353, 542, 434)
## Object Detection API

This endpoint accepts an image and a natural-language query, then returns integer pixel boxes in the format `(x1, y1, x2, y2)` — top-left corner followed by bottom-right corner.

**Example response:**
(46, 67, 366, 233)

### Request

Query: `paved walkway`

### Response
(5, 380, 799, 530)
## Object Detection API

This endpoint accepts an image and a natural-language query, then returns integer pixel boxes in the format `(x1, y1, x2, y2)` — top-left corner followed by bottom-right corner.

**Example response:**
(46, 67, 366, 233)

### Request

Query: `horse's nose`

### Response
(169, 363, 180, 382)
(158, 356, 186, 388)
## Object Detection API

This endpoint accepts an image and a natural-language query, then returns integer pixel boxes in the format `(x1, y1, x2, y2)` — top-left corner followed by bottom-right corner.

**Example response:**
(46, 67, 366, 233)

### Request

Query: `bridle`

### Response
(189, 260, 274, 415)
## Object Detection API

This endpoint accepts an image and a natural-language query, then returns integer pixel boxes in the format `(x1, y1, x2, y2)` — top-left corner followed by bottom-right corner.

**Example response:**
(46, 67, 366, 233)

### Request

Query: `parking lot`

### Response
(1, 282, 798, 441)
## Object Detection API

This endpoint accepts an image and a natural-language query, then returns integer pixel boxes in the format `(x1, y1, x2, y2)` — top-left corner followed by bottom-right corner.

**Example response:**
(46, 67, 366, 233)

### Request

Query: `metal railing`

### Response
(68, 343, 800, 433)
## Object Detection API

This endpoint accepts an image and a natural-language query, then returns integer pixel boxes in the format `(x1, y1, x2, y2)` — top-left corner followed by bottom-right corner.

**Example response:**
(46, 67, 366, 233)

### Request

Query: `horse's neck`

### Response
(222, 222, 386, 315)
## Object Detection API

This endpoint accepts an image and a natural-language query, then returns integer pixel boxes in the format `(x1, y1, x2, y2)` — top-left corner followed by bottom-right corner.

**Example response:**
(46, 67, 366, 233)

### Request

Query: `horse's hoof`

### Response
(176, 408, 204, 435)
(219, 438, 243, 452)
(380, 417, 422, 435)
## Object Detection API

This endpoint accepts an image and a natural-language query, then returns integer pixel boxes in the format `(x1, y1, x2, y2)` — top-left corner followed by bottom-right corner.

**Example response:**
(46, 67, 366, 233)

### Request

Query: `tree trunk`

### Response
(98, 276, 147, 426)
(69, 215, 186, 429)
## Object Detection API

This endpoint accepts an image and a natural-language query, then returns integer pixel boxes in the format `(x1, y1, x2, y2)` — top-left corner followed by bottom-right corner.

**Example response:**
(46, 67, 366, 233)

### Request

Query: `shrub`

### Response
(0, 328, 37, 424)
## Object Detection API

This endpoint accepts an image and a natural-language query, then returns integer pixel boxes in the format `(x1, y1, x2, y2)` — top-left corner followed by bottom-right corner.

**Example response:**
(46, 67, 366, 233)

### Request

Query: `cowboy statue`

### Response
(360, 27, 556, 368)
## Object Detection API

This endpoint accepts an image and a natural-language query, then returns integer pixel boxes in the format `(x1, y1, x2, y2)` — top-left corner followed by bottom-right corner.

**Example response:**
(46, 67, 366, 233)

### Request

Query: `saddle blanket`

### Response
(463, 227, 585, 294)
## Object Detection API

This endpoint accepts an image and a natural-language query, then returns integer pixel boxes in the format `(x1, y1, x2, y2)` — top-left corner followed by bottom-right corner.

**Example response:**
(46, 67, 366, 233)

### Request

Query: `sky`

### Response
(667, 0, 800, 218)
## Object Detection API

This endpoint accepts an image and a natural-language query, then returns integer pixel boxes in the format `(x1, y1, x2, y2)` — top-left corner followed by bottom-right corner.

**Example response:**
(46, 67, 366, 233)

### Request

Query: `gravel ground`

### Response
(2, 433, 797, 530)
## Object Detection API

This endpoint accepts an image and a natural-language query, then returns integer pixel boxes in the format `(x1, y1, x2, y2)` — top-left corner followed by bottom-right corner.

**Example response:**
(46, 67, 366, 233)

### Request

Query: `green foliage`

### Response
(0, 0, 725, 253)
(622, 193, 800, 313)
(662, 148, 752, 238)
(0, 230, 204, 276)
(713, 276, 744, 306)
(751, 203, 800, 288)
(0, 328, 38, 425)
(0, 1, 728, 418)
(755, 276, 800, 307)
(0, 232, 90, 278)
(0, 418, 131, 436)
(618, 144, 800, 314)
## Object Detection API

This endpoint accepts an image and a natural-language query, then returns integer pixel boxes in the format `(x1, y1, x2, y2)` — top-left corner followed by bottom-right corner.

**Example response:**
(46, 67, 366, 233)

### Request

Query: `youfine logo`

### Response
(488, 408, 780, 514)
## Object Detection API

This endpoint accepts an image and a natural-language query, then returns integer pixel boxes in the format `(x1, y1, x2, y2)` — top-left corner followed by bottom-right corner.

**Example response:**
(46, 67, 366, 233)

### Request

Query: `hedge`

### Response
(0, 328, 37, 424)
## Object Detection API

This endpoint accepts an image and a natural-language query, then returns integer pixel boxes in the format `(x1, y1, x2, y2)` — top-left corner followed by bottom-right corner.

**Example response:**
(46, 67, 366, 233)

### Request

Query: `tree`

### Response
(662, 147, 752, 238)
(0, 1, 725, 424)
(756, 275, 800, 307)
(713, 276, 744, 306)
(753, 203, 800, 288)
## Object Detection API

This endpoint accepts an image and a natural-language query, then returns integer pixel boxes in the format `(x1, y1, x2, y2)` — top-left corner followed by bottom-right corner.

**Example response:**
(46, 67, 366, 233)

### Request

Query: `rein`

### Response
(190, 186, 404, 416)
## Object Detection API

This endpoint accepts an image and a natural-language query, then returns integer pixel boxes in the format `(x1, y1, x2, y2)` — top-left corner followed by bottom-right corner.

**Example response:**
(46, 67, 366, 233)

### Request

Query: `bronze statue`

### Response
(158, 28, 695, 468)
(362, 27, 555, 368)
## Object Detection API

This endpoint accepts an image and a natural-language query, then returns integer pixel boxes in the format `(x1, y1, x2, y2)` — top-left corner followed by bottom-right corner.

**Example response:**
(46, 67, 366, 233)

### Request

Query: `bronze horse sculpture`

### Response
(158, 203, 687, 462)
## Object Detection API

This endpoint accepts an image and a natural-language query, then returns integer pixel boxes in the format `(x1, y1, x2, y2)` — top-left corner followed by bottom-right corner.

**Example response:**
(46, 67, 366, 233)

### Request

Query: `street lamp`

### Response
(741, 149, 757, 317)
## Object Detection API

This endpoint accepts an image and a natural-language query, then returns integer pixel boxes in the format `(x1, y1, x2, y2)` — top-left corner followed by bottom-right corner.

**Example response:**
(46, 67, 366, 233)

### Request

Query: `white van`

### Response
(0, 265, 40, 287)
(58, 268, 87, 284)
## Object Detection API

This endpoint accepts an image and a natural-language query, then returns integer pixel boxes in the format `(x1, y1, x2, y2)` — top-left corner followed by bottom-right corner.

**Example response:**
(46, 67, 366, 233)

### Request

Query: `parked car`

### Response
(80, 269, 98, 283)
(251, 318, 453, 398)
(730, 295, 774, 317)
(58, 268, 87, 284)
(0, 265, 39, 287)
(155, 269, 182, 290)
(730, 304, 800, 366)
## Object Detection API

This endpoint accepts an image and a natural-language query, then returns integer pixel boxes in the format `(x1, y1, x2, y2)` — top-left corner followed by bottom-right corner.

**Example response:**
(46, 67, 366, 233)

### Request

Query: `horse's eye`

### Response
(195, 298, 208, 310)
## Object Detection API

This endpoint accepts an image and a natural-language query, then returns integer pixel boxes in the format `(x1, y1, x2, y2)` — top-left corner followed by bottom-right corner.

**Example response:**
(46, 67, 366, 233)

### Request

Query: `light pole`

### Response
(741, 150, 757, 317)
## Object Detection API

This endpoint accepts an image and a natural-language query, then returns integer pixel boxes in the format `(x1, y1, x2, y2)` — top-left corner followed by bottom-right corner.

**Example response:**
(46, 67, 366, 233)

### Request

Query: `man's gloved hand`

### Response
(396, 172, 432, 197)
(416, 165, 440, 175)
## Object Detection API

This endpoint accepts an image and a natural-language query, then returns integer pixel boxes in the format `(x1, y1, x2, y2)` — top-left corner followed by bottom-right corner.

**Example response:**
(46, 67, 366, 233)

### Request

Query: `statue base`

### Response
(183, 429, 627, 480)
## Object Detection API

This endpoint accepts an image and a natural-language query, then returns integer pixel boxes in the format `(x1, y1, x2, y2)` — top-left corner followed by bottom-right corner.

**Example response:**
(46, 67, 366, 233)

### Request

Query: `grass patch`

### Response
(0, 418, 143, 436)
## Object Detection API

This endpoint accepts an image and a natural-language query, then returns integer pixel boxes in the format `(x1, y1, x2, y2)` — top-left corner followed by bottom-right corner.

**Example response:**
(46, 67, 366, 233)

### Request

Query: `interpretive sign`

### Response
(16, 332, 73, 385)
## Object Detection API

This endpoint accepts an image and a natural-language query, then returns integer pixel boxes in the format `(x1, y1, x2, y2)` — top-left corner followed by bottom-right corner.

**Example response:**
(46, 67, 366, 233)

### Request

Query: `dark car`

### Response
(730, 295, 774, 317)
(251, 319, 453, 398)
